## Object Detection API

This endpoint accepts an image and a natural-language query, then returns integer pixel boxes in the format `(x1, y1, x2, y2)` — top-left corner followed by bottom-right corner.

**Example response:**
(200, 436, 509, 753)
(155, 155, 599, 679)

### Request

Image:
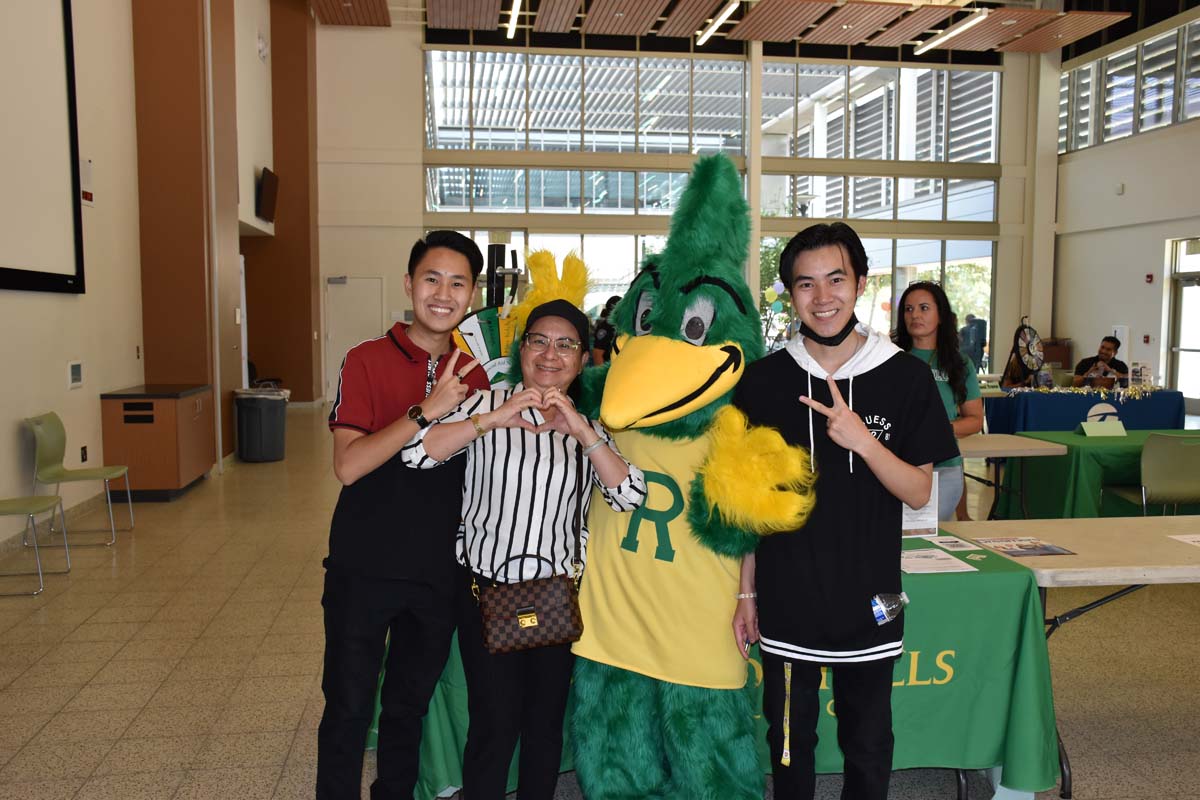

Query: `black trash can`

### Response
(234, 388, 290, 462)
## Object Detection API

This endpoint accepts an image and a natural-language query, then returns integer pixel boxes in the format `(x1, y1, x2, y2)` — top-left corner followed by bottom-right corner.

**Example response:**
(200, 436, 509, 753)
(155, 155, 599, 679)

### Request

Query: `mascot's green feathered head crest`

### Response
(599, 154, 764, 440)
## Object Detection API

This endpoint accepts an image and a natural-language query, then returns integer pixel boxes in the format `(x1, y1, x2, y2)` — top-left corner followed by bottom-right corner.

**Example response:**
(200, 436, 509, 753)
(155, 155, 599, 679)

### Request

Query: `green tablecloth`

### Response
(368, 538, 1058, 797)
(996, 429, 1200, 519)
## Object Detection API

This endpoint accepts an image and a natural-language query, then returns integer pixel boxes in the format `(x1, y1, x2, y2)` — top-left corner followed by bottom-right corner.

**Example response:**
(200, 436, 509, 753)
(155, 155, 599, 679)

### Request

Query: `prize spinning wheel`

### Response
(1008, 316, 1045, 382)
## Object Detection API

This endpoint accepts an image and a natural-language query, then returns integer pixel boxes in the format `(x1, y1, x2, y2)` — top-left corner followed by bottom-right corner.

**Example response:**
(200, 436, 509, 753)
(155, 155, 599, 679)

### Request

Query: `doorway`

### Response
(324, 276, 385, 403)
(1169, 239, 1200, 417)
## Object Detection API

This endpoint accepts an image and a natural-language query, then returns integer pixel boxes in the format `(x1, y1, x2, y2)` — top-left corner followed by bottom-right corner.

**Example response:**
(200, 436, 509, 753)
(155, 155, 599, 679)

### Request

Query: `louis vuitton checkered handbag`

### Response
(471, 445, 584, 655)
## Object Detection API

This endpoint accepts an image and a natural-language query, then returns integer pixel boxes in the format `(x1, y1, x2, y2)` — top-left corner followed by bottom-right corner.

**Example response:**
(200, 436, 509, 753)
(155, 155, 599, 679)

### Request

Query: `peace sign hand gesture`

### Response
(798, 376, 877, 456)
(424, 351, 481, 420)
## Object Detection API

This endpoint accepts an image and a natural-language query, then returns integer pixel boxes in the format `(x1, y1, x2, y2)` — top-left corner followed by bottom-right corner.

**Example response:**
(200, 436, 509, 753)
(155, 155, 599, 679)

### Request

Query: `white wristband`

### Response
(736, 592, 757, 600)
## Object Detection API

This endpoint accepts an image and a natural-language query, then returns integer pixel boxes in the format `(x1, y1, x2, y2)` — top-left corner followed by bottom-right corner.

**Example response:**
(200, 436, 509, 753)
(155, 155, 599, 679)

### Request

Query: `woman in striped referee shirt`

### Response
(402, 299, 645, 800)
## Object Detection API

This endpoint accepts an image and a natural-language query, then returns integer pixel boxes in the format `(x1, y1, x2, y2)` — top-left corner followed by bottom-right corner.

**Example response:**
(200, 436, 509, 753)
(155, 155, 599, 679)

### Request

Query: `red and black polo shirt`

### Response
(326, 323, 490, 584)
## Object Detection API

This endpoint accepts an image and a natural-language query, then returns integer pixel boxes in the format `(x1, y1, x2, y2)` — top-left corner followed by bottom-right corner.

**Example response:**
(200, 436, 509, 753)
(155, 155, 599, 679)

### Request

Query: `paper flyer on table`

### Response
(973, 537, 1075, 557)
(1168, 534, 1200, 548)
(929, 536, 982, 552)
(901, 478, 938, 538)
(901, 548, 977, 574)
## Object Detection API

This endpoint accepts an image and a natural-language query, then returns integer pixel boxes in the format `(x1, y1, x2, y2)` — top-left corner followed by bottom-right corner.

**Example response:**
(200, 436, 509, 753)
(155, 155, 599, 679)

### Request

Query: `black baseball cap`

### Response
(524, 299, 591, 351)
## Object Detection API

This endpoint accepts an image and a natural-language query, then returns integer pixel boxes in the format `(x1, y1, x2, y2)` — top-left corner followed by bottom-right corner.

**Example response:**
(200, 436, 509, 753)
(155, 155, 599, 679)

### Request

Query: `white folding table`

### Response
(942, 516, 1200, 799)
(957, 434, 1069, 519)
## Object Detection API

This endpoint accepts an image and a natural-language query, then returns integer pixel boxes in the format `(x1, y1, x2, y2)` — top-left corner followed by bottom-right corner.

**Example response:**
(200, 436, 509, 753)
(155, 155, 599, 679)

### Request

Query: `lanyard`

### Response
(424, 356, 437, 398)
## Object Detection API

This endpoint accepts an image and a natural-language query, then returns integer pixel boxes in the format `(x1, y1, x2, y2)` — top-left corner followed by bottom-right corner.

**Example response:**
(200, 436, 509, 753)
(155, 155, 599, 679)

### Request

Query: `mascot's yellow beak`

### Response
(600, 334, 745, 430)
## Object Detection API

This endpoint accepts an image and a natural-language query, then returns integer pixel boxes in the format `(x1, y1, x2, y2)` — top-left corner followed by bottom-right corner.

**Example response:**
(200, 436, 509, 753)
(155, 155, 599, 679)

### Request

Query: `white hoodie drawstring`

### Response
(806, 371, 815, 473)
(847, 375, 854, 474)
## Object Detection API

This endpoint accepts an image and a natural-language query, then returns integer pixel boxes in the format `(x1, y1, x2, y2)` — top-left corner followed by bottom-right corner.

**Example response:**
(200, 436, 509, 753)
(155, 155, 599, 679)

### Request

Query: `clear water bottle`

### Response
(871, 592, 909, 626)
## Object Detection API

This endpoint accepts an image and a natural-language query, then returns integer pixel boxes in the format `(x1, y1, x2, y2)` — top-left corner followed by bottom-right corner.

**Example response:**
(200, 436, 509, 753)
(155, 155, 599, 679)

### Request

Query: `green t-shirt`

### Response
(910, 348, 981, 468)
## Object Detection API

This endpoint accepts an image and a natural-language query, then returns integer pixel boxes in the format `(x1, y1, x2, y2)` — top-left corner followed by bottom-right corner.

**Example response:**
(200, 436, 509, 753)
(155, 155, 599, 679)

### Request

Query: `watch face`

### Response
(407, 405, 422, 421)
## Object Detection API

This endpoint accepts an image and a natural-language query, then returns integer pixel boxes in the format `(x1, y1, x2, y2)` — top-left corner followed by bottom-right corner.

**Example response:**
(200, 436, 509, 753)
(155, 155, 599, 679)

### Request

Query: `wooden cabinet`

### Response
(100, 385, 215, 498)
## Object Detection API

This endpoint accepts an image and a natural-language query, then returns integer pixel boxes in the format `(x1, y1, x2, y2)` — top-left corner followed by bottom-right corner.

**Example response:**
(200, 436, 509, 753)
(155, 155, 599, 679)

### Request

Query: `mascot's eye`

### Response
(634, 292, 655, 336)
(679, 296, 715, 346)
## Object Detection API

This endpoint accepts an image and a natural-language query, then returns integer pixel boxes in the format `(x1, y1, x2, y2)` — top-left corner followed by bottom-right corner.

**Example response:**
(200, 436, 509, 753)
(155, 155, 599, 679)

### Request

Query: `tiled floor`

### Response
(0, 409, 1196, 799)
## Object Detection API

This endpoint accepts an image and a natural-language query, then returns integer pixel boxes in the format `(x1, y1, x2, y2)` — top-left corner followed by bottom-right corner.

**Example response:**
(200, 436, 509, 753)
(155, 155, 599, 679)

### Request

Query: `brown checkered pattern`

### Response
(478, 575, 583, 655)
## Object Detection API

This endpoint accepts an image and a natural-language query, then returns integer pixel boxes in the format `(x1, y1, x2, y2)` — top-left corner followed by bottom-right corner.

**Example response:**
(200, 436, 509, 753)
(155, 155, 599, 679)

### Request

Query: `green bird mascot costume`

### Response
(571, 154, 817, 799)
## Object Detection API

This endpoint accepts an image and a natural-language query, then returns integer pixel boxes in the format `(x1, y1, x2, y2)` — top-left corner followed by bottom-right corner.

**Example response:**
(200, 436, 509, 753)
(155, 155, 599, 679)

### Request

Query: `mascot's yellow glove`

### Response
(700, 405, 817, 535)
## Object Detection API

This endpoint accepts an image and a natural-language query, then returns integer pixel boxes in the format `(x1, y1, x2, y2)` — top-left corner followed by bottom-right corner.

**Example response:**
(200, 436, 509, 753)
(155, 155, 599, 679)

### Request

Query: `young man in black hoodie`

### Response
(732, 223, 957, 800)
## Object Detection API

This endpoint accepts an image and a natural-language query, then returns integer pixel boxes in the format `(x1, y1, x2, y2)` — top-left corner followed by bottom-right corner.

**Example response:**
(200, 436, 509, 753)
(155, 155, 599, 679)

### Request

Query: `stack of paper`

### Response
(901, 548, 978, 574)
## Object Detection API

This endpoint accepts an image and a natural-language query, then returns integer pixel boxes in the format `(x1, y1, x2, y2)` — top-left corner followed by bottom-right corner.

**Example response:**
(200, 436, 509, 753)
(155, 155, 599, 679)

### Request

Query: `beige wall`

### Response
(0, 0, 143, 540)
(316, 23, 426, 331)
(1055, 120, 1200, 381)
(235, 0, 274, 237)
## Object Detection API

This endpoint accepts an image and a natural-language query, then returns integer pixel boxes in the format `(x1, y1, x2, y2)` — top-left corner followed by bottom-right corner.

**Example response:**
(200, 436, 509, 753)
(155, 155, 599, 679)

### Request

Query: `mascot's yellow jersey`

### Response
(574, 429, 745, 689)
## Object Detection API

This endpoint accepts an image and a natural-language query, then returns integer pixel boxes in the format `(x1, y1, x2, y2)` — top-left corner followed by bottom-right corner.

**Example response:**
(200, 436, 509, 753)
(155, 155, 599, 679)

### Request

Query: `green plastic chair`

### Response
(1105, 434, 1200, 515)
(25, 412, 133, 547)
(0, 495, 70, 596)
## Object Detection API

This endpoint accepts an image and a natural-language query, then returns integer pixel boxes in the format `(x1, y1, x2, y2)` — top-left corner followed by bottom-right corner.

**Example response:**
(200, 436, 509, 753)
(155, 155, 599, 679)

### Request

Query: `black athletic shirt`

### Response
(734, 348, 957, 662)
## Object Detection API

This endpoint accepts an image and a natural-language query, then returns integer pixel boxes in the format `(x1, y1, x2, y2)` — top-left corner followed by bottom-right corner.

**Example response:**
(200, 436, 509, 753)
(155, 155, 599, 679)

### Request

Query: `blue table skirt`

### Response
(985, 390, 1185, 434)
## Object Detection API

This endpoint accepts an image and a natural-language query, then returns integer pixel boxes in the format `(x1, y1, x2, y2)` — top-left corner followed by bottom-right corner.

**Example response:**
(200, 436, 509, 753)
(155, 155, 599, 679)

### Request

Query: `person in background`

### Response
(958, 313, 987, 373)
(319, 231, 490, 800)
(591, 295, 622, 366)
(1000, 353, 1035, 388)
(402, 299, 646, 800)
(1073, 336, 1129, 388)
(894, 281, 984, 522)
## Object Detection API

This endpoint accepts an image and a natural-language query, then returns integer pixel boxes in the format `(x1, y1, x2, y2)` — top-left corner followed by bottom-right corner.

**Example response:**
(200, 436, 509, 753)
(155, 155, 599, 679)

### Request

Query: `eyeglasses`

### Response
(523, 333, 582, 354)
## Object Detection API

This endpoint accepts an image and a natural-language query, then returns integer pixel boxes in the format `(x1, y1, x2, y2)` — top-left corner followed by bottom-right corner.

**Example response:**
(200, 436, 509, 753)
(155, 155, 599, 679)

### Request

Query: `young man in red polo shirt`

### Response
(319, 230, 490, 800)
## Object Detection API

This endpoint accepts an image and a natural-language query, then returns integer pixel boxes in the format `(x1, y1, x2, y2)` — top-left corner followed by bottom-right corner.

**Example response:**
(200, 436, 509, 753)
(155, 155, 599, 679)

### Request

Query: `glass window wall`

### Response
(583, 56, 636, 152)
(639, 57, 690, 154)
(1187, 22, 1200, 119)
(583, 171, 635, 214)
(849, 67, 897, 161)
(856, 238, 895, 337)
(528, 54, 581, 151)
(693, 59, 745, 155)
(761, 63, 796, 159)
(528, 169, 582, 212)
(948, 71, 998, 163)
(1102, 48, 1138, 142)
(472, 52, 526, 150)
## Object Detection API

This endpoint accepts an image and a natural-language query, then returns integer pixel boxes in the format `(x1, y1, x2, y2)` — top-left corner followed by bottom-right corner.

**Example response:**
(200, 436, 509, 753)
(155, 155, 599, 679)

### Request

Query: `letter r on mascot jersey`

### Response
(570, 154, 818, 800)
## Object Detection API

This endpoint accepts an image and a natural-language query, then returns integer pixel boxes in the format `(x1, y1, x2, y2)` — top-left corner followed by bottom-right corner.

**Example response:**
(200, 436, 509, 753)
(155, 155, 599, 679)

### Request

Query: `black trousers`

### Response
(762, 652, 896, 800)
(316, 567, 455, 800)
(454, 565, 574, 800)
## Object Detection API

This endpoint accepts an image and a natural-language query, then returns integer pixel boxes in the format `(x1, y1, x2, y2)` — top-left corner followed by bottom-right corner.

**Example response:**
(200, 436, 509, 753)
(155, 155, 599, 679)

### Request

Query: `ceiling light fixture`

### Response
(913, 8, 989, 56)
(697, 0, 739, 47)
(506, 0, 521, 39)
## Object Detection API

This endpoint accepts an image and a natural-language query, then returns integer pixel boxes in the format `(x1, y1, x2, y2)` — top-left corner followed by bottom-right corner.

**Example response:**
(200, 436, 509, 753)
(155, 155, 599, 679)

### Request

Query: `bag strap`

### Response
(571, 440, 583, 588)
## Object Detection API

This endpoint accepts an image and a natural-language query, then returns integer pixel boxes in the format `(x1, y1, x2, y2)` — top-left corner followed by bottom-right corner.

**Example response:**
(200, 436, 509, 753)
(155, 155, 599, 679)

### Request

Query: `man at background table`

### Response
(1073, 336, 1128, 388)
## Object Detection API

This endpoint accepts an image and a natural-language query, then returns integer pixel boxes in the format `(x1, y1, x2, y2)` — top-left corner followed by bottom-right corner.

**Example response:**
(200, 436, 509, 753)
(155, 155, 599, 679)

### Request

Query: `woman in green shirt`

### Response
(894, 282, 984, 521)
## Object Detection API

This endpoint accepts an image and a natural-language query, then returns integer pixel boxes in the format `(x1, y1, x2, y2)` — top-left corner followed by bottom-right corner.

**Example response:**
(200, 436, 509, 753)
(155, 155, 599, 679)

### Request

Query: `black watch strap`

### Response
(408, 405, 430, 428)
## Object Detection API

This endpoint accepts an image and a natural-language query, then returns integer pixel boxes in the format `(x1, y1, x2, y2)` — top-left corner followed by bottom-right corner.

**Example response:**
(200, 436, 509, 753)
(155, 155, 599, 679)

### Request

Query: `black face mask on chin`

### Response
(800, 314, 859, 348)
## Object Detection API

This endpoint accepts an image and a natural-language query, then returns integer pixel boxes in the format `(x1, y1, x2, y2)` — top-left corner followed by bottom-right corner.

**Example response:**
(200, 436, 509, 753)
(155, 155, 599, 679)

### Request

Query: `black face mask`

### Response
(800, 314, 860, 348)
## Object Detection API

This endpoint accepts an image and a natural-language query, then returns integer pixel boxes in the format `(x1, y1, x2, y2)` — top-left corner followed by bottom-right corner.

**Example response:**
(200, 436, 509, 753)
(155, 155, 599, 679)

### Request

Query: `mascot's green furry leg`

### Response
(572, 658, 762, 800)
(657, 678, 763, 800)
(571, 657, 667, 799)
